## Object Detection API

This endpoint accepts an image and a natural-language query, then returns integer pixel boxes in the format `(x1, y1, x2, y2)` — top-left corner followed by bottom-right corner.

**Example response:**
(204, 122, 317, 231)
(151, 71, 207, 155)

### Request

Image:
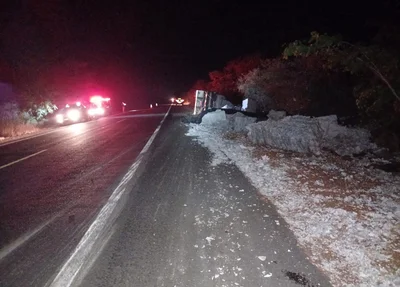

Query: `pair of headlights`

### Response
(55, 107, 105, 124)
(55, 109, 82, 123)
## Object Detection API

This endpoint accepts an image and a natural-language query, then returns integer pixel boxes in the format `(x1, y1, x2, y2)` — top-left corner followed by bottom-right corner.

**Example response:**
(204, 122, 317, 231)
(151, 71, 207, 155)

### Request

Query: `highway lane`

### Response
(0, 106, 332, 287)
(0, 107, 170, 287)
(80, 112, 332, 287)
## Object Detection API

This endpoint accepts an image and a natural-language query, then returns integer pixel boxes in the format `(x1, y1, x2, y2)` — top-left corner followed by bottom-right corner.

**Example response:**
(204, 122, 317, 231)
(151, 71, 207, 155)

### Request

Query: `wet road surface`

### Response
(0, 106, 332, 287)
(80, 114, 332, 287)
(0, 107, 169, 286)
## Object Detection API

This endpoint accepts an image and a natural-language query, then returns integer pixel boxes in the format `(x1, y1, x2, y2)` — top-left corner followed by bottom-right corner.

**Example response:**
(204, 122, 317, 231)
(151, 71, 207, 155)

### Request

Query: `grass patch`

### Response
(0, 119, 40, 138)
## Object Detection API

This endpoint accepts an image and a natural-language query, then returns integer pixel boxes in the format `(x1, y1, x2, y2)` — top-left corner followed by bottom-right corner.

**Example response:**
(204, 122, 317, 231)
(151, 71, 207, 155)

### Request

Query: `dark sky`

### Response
(0, 0, 398, 107)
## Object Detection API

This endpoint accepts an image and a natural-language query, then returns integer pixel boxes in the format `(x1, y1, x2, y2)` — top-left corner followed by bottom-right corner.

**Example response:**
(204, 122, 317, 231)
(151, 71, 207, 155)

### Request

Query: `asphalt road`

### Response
(0, 106, 332, 287)
(0, 106, 171, 287)
(81, 112, 332, 287)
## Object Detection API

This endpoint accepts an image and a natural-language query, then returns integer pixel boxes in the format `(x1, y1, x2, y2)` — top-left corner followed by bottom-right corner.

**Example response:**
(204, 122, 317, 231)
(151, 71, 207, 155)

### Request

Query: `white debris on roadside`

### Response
(186, 113, 400, 287)
(206, 236, 215, 245)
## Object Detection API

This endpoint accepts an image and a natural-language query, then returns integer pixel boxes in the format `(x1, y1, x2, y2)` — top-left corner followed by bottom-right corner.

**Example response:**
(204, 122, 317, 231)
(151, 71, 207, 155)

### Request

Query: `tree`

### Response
(283, 31, 400, 150)
(238, 58, 312, 114)
(208, 54, 264, 103)
(283, 31, 400, 113)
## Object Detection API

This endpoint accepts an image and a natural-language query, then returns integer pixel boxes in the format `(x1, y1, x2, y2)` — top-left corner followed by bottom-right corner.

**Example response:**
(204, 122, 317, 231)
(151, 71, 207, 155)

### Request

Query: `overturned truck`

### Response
(193, 90, 234, 115)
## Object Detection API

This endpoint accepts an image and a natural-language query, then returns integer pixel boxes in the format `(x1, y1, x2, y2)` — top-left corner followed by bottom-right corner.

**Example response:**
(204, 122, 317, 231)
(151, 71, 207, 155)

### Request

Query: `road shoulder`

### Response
(81, 118, 331, 287)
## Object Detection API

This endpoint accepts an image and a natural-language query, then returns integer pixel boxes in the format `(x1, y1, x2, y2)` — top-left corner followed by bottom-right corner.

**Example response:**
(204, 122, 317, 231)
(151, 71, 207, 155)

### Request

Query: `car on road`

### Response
(54, 102, 91, 125)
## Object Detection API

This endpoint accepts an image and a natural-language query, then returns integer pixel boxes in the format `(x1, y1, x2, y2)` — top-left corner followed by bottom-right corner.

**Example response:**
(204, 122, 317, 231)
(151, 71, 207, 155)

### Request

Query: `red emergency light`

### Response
(90, 96, 110, 106)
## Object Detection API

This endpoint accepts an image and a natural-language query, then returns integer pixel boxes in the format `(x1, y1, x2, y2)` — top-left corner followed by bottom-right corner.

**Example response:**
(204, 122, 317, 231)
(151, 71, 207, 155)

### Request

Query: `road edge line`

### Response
(49, 105, 171, 287)
(0, 149, 47, 170)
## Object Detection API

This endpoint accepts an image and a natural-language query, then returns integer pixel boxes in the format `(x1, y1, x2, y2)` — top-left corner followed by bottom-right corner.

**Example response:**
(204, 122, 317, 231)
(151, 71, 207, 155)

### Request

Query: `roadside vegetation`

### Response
(0, 92, 57, 139)
(185, 22, 400, 287)
(186, 27, 400, 152)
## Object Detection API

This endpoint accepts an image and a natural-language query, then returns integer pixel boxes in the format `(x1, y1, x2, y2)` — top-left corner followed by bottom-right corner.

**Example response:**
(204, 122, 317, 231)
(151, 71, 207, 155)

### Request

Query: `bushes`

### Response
(0, 103, 36, 137)
(0, 119, 39, 138)
(0, 99, 56, 138)
(21, 100, 57, 124)
(187, 30, 400, 150)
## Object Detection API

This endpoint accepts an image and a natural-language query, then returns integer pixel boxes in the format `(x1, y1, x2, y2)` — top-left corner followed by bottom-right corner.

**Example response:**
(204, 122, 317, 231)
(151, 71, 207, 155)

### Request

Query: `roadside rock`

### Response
(227, 112, 257, 132)
(247, 116, 321, 154)
(247, 115, 377, 156)
(268, 110, 287, 121)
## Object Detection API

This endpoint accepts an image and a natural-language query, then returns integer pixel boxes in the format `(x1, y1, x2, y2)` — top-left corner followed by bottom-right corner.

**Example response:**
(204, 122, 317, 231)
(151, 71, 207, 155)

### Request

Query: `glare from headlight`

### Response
(67, 109, 81, 122)
(55, 114, 64, 124)
(88, 107, 105, 116)
(88, 108, 96, 116)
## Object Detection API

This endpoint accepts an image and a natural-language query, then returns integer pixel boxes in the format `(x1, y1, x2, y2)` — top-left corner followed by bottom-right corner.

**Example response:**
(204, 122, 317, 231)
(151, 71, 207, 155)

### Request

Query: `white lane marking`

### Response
(0, 147, 136, 261)
(116, 119, 126, 123)
(0, 211, 62, 261)
(69, 226, 116, 287)
(0, 118, 122, 148)
(140, 106, 171, 155)
(0, 149, 47, 170)
(0, 107, 168, 147)
(50, 106, 171, 287)
(113, 113, 166, 119)
(0, 130, 58, 147)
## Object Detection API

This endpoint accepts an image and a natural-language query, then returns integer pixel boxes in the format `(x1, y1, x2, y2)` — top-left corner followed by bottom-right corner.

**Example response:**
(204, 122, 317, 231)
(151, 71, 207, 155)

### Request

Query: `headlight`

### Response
(88, 108, 96, 116)
(67, 109, 81, 122)
(55, 114, 64, 124)
(98, 107, 105, 115)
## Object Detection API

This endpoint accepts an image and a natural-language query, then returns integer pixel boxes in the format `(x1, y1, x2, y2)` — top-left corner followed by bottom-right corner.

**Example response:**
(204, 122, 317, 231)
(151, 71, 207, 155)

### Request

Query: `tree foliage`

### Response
(283, 31, 400, 125)
(238, 55, 357, 116)
(237, 59, 309, 113)
(21, 100, 58, 123)
(208, 54, 264, 103)
(186, 27, 400, 149)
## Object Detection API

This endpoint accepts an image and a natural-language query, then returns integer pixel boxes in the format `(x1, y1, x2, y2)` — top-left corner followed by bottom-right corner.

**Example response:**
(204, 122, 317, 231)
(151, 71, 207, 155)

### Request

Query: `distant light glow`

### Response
(171, 98, 175, 103)
(90, 96, 110, 108)
(55, 114, 64, 124)
(90, 96, 103, 106)
(76, 101, 81, 106)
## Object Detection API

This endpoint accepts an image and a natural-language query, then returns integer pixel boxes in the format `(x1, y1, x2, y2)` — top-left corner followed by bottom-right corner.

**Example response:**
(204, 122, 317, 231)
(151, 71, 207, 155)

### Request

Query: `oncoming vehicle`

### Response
(171, 97, 185, 106)
(87, 102, 105, 118)
(88, 96, 111, 117)
(54, 102, 90, 125)
(175, 97, 184, 105)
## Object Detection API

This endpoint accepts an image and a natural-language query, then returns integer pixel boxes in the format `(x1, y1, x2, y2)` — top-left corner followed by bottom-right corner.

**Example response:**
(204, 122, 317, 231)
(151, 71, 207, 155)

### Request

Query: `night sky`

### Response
(0, 0, 397, 108)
